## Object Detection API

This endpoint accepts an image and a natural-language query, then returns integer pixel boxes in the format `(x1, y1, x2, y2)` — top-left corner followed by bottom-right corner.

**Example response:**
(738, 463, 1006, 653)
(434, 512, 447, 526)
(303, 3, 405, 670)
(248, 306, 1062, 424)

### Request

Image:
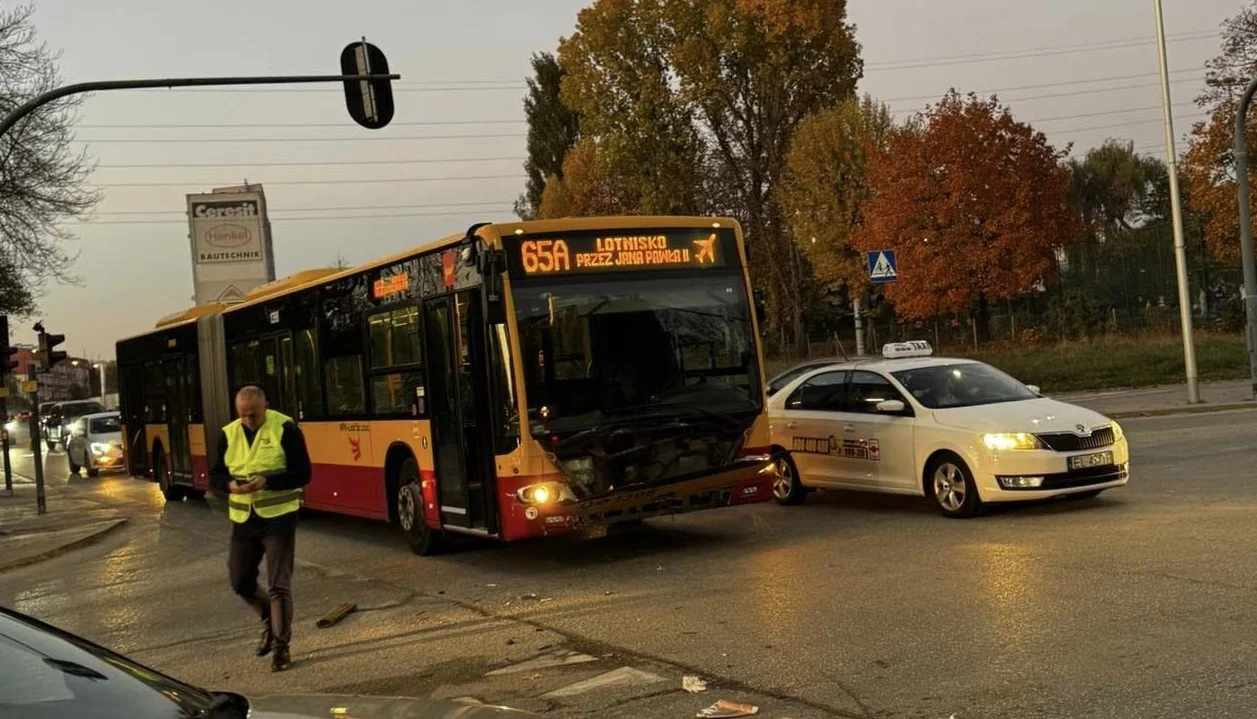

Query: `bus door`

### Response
(163, 354, 193, 480)
(120, 363, 147, 476)
(423, 289, 495, 531)
(257, 333, 298, 419)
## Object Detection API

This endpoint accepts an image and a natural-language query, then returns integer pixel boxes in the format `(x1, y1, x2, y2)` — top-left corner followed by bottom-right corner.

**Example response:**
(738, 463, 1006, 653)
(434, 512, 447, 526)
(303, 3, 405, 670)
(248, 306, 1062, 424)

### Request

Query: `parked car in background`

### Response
(66, 412, 124, 477)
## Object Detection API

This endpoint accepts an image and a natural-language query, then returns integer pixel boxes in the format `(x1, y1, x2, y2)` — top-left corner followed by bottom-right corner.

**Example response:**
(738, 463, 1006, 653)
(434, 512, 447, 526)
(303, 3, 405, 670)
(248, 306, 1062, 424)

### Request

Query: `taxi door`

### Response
(832, 370, 917, 491)
(779, 370, 848, 487)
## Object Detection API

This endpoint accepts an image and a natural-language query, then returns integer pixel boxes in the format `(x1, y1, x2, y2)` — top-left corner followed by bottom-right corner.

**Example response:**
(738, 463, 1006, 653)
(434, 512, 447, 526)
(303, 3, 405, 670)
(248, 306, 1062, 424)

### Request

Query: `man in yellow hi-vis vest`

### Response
(209, 385, 311, 672)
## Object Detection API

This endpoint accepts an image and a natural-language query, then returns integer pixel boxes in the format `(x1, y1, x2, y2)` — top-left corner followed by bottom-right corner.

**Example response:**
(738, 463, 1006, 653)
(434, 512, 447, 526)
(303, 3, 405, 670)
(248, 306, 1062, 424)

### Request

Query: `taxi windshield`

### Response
(891, 362, 1037, 409)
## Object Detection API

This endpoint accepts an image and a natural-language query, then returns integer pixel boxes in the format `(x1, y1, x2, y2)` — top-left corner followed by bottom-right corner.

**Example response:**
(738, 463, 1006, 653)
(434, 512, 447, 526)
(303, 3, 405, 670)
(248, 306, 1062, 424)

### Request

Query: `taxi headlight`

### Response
(1111, 421, 1125, 442)
(90, 442, 110, 456)
(982, 432, 1042, 451)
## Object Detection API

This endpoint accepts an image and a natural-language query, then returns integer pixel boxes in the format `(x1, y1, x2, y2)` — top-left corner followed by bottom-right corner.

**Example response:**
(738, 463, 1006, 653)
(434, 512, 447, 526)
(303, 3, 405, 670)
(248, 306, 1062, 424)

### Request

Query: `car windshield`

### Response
(90, 416, 120, 434)
(891, 362, 1037, 409)
(0, 610, 217, 718)
(513, 272, 761, 434)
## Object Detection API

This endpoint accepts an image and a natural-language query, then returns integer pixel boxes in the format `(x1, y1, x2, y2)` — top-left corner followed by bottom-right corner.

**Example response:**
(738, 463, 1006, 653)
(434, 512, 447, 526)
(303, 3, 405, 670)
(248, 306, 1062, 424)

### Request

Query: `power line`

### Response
(76, 132, 527, 144)
(92, 200, 512, 216)
(1048, 112, 1210, 136)
(71, 208, 515, 226)
(96, 155, 525, 170)
(888, 77, 1204, 114)
(91, 173, 523, 188)
(1032, 101, 1198, 124)
(77, 119, 525, 130)
(866, 30, 1217, 72)
(880, 67, 1203, 104)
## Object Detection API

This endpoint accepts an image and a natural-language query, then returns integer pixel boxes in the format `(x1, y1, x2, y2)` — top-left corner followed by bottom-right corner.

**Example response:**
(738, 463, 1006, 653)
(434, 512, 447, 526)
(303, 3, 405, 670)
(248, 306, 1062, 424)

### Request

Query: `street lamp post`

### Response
(93, 362, 106, 401)
(1153, 0, 1202, 404)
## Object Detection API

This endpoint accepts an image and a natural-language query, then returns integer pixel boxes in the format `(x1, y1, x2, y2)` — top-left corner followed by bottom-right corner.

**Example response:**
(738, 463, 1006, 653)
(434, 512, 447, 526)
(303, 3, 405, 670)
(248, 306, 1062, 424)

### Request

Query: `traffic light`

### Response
(0, 316, 16, 378)
(33, 321, 66, 369)
(340, 39, 394, 130)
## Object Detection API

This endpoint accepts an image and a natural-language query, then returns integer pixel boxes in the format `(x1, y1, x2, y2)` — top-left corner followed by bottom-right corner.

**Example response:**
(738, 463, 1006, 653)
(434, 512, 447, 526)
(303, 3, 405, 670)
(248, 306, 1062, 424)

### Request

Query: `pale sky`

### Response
(26, 0, 1246, 358)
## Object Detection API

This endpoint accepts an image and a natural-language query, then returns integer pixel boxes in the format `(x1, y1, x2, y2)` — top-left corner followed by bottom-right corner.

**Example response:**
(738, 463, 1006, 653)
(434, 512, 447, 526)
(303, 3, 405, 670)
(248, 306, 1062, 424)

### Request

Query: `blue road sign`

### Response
(867, 250, 897, 283)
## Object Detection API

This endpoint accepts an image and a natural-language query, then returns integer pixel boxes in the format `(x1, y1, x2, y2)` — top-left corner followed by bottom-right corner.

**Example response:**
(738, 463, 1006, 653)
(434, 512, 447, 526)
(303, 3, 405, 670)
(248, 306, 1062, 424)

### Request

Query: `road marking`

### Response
(485, 648, 599, 676)
(543, 666, 666, 698)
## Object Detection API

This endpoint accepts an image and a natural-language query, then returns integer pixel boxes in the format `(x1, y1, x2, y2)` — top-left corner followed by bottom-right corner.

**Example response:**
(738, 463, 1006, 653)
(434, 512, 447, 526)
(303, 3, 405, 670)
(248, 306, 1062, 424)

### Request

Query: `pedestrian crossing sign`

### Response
(867, 250, 898, 283)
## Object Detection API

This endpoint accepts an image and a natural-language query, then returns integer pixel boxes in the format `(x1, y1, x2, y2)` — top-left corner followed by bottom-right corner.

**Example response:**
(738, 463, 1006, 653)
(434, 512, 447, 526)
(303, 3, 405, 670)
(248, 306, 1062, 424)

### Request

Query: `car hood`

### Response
(248, 693, 542, 719)
(928, 397, 1112, 434)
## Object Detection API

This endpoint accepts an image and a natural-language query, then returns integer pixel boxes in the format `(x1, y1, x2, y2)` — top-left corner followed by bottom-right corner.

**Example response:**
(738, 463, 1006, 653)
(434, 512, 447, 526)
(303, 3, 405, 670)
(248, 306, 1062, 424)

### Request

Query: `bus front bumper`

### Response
(502, 458, 778, 540)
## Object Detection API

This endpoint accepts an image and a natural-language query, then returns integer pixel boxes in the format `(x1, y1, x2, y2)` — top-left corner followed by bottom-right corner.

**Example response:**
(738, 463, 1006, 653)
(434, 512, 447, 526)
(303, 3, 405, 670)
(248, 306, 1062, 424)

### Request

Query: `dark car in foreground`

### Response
(0, 606, 539, 718)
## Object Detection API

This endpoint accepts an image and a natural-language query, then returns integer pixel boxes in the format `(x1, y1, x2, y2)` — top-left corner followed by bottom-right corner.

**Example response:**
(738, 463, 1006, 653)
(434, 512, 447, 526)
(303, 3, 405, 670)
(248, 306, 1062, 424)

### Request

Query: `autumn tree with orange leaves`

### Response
(854, 92, 1077, 333)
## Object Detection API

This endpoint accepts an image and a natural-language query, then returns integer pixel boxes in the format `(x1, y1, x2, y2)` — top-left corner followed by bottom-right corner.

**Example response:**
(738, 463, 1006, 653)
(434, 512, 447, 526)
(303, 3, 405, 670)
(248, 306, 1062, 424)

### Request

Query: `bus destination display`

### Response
(510, 230, 734, 277)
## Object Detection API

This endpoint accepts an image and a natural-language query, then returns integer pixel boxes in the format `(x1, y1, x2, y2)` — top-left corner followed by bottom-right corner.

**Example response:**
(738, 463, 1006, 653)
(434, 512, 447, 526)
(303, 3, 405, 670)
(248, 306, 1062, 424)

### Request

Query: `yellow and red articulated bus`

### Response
(117, 216, 776, 554)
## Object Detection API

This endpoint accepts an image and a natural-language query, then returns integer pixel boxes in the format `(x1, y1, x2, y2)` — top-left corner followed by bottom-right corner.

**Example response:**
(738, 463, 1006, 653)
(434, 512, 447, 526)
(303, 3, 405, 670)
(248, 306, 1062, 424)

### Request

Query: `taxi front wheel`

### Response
(772, 454, 807, 505)
(927, 454, 982, 519)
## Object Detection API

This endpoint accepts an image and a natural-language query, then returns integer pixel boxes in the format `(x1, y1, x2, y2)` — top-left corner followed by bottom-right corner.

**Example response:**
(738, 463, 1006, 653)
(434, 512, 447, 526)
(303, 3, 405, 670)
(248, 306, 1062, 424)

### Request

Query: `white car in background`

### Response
(768, 342, 1130, 518)
(66, 411, 124, 477)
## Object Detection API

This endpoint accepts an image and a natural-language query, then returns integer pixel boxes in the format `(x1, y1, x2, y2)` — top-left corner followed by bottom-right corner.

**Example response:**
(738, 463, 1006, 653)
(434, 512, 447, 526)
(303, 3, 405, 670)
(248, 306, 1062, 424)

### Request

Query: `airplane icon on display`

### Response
(693, 234, 716, 264)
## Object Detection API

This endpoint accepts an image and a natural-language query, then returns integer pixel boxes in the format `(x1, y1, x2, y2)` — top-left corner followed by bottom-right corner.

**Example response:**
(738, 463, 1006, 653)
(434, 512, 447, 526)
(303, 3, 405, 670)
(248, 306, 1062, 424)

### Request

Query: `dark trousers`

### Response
(228, 512, 296, 647)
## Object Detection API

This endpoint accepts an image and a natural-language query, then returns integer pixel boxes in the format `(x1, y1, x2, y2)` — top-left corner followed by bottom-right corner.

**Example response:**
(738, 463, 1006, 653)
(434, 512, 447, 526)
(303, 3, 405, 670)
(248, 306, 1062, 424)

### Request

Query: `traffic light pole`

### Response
(26, 364, 44, 514)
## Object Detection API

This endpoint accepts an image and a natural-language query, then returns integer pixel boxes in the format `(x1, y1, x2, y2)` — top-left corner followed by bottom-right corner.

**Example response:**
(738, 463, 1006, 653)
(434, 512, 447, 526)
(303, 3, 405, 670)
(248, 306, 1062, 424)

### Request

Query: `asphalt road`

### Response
(3, 410, 1257, 718)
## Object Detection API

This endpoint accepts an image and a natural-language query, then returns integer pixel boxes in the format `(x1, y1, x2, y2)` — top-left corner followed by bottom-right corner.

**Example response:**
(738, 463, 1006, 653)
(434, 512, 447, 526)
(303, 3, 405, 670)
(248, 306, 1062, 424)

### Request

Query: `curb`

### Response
(1108, 402, 1257, 420)
(0, 518, 128, 573)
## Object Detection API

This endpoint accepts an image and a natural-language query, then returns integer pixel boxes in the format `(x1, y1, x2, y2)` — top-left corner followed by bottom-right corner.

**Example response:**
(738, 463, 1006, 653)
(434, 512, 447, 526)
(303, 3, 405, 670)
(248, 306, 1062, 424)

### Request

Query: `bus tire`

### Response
(396, 458, 446, 556)
(154, 446, 183, 501)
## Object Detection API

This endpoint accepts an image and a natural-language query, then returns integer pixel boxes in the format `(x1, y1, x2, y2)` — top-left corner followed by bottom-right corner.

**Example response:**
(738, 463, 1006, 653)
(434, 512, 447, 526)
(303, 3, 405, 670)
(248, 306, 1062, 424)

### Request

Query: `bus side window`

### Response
(230, 340, 261, 391)
(326, 356, 366, 415)
(366, 306, 423, 416)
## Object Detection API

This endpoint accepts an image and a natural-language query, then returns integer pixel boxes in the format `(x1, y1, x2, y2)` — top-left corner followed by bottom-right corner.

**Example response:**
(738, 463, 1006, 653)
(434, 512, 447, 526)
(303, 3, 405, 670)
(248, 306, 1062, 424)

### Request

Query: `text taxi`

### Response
(767, 341, 1129, 518)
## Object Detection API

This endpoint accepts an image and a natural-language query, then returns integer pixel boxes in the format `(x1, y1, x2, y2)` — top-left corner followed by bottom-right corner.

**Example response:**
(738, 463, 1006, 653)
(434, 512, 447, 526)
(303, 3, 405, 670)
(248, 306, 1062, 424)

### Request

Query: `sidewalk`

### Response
(0, 482, 128, 572)
(1058, 379, 1256, 419)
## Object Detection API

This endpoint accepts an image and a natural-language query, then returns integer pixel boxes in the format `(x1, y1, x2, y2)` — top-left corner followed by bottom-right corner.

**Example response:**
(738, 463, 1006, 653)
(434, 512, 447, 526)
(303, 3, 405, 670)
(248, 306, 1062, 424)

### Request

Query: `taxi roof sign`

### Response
(882, 341, 933, 358)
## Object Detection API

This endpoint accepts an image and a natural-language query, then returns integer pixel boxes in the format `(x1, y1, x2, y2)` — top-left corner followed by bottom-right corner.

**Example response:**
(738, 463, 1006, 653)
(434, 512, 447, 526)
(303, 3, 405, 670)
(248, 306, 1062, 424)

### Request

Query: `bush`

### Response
(1217, 295, 1245, 333)
(1044, 289, 1107, 340)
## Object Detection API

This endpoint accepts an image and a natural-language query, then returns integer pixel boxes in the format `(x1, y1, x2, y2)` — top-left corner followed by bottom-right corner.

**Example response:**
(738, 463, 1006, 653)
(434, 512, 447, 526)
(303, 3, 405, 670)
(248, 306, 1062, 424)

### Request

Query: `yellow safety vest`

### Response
(224, 410, 301, 523)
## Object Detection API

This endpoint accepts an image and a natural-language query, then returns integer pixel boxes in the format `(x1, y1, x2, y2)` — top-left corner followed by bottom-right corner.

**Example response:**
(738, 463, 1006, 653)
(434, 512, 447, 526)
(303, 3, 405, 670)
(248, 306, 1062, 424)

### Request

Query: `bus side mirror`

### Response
(480, 248, 506, 325)
(752, 289, 766, 326)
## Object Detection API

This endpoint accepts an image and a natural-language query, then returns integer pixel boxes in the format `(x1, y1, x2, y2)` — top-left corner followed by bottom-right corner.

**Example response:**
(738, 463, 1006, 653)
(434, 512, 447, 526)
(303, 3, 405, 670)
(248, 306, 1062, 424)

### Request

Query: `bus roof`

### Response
(116, 216, 744, 340)
(220, 215, 740, 315)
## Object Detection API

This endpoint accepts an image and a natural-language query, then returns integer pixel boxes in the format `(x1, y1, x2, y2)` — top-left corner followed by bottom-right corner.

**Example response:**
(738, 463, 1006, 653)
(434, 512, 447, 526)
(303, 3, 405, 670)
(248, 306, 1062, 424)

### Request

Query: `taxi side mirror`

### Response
(1026, 384, 1041, 395)
(875, 399, 905, 414)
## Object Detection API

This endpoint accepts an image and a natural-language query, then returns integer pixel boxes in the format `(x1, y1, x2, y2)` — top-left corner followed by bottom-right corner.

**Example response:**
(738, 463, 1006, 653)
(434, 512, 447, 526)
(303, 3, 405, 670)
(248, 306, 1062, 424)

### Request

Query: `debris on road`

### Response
(315, 603, 357, 628)
(682, 675, 708, 693)
(697, 699, 759, 718)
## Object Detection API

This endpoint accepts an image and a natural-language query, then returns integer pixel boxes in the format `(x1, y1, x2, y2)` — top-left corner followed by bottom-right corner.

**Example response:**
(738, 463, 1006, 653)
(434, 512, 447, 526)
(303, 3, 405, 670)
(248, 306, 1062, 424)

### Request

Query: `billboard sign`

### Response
(187, 185, 275, 304)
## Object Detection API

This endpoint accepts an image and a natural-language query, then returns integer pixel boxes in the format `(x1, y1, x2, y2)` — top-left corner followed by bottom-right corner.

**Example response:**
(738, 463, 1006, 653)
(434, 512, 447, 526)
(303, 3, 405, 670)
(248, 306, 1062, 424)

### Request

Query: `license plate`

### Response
(1069, 450, 1113, 470)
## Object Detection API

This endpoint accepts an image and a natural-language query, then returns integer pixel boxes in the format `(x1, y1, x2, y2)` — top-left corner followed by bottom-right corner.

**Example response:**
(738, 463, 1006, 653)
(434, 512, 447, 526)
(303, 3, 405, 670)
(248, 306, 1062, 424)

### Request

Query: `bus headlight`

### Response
(516, 483, 575, 506)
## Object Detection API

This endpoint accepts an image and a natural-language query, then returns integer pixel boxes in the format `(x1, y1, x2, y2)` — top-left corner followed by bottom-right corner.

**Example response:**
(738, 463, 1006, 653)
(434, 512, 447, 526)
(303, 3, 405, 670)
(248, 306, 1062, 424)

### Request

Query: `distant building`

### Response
(13, 348, 92, 402)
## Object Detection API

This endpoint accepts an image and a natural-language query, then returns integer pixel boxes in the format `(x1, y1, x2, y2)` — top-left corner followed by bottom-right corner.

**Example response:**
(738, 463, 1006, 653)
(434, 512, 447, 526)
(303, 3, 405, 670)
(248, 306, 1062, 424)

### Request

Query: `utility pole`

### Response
(0, 316, 15, 494)
(25, 363, 44, 514)
(1234, 72, 1257, 399)
(1154, 0, 1201, 403)
(853, 298, 865, 356)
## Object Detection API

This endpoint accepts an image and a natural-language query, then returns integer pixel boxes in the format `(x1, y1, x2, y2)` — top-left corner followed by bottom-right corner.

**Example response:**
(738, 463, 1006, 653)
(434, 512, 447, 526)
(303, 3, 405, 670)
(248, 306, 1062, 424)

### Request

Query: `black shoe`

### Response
(271, 646, 291, 672)
(256, 624, 273, 657)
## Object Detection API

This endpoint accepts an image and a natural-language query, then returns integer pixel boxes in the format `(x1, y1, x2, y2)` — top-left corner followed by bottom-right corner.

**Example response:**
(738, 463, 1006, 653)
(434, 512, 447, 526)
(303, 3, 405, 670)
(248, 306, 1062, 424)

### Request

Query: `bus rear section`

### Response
(486, 219, 776, 541)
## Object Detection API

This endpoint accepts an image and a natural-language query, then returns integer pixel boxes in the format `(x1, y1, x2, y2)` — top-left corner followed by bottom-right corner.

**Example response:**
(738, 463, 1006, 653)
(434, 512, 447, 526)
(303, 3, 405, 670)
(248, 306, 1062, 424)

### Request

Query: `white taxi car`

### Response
(768, 341, 1129, 518)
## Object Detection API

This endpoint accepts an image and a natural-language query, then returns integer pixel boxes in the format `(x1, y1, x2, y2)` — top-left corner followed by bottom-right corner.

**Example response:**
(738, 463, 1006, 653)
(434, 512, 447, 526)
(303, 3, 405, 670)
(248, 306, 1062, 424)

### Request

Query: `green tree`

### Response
(515, 53, 581, 220)
(556, 0, 863, 352)
(1065, 140, 1165, 283)
(778, 96, 891, 294)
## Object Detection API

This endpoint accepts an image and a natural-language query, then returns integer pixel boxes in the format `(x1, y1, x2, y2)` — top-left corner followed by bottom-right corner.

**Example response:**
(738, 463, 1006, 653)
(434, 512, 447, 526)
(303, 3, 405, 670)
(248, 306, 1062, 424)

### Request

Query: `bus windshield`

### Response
(513, 271, 761, 436)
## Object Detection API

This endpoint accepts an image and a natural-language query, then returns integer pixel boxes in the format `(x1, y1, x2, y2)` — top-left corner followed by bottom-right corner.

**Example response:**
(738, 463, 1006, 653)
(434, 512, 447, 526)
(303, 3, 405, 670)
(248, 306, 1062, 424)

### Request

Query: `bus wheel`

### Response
(154, 449, 183, 502)
(397, 458, 446, 556)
